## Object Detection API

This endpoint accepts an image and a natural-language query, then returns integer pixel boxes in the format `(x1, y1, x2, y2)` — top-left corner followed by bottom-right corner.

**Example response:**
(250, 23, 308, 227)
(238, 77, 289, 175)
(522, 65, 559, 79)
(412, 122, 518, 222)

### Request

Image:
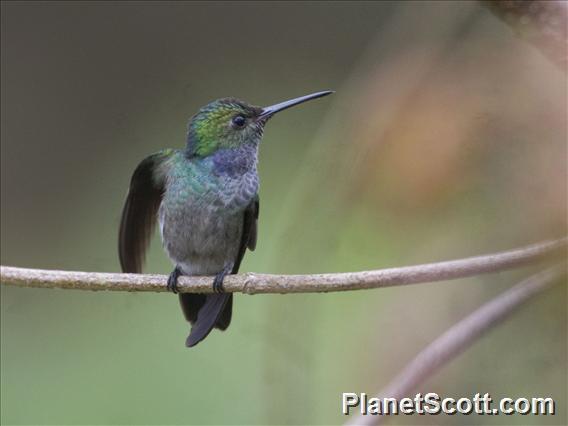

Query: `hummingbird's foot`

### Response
(212, 266, 231, 293)
(167, 267, 182, 294)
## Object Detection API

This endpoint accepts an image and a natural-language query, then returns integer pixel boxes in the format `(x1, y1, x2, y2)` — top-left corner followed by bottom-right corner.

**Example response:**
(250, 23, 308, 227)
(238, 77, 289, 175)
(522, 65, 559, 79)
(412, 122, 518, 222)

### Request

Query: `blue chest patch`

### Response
(211, 144, 257, 178)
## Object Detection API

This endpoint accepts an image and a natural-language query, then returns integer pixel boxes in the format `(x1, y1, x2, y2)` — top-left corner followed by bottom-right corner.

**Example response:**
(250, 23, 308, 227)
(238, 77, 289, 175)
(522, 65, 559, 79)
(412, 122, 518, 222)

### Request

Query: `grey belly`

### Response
(159, 203, 243, 276)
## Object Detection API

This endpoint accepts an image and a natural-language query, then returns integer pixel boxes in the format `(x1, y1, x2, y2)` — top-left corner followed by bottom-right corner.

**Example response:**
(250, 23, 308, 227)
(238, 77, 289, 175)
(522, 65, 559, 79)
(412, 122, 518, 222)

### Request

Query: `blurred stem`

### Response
(481, 0, 567, 71)
(1, 237, 565, 294)
(345, 264, 566, 426)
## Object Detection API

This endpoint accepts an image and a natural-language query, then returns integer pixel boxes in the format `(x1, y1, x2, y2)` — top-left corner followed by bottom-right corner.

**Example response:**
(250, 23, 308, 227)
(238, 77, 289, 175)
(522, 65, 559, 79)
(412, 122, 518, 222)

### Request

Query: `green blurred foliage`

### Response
(1, 2, 565, 425)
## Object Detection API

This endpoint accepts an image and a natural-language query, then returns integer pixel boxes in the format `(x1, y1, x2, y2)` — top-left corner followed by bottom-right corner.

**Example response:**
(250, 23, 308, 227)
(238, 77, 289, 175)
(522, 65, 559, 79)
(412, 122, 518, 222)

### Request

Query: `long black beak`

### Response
(259, 90, 334, 119)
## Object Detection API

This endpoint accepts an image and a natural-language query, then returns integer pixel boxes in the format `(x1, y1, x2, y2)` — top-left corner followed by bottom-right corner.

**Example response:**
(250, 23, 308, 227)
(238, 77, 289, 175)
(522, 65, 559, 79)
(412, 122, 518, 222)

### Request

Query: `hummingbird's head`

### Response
(185, 90, 334, 157)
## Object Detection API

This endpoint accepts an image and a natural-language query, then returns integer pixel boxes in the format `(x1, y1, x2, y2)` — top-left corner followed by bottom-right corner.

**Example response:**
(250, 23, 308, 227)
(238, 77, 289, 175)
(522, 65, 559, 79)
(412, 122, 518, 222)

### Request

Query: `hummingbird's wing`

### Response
(118, 151, 170, 273)
(232, 195, 259, 274)
(213, 196, 259, 331)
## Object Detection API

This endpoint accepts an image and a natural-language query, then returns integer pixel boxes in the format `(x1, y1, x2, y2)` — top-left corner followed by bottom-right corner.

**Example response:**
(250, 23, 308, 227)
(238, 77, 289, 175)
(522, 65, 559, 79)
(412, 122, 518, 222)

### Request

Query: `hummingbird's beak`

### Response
(259, 90, 334, 120)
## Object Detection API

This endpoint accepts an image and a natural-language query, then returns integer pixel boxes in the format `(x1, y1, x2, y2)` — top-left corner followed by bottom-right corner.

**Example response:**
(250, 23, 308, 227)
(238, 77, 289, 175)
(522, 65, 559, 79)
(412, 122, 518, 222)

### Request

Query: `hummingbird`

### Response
(118, 90, 333, 347)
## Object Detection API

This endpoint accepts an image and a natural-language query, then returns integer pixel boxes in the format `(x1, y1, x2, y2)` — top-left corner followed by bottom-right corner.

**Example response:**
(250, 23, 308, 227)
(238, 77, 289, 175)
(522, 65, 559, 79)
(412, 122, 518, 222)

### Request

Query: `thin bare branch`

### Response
(0, 238, 565, 294)
(481, 0, 568, 71)
(345, 264, 566, 426)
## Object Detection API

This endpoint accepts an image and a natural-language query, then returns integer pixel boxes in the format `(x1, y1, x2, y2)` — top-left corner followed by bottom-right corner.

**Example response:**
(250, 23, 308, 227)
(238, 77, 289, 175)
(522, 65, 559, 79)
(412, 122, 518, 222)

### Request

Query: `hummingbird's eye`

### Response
(231, 115, 246, 129)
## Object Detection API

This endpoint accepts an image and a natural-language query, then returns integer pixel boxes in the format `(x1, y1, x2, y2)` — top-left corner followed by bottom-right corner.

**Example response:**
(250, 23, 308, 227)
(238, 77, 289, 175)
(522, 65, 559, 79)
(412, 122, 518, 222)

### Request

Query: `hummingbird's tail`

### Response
(179, 293, 233, 347)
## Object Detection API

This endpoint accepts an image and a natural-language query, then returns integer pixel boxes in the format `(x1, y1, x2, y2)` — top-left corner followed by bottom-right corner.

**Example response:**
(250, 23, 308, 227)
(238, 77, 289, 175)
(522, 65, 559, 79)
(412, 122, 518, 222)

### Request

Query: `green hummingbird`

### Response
(118, 90, 333, 347)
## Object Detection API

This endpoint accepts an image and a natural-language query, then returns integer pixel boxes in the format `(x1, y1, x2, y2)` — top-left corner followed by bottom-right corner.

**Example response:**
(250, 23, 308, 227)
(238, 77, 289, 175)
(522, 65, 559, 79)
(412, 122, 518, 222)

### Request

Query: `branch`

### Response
(345, 264, 566, 426)
(0, 238, 565, 294)
(481, 0, 568, 71)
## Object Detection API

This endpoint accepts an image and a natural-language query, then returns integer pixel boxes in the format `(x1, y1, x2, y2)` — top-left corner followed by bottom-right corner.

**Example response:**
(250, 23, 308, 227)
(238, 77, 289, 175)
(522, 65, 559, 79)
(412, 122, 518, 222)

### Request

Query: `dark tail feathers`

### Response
(179, 293, 233, 347)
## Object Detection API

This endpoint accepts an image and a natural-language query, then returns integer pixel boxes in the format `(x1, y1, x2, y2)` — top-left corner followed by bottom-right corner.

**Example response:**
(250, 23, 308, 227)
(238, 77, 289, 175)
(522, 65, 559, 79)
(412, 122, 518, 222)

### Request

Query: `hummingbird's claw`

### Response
(212, 266, 231, 293)
(212, 274, 225, 293)
(167, 267, 182, 294)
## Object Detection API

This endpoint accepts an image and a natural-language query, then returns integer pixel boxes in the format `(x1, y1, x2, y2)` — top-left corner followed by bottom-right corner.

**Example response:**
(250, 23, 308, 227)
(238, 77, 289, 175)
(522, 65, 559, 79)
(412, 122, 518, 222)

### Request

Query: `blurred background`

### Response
(1, 1, 566, 425)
